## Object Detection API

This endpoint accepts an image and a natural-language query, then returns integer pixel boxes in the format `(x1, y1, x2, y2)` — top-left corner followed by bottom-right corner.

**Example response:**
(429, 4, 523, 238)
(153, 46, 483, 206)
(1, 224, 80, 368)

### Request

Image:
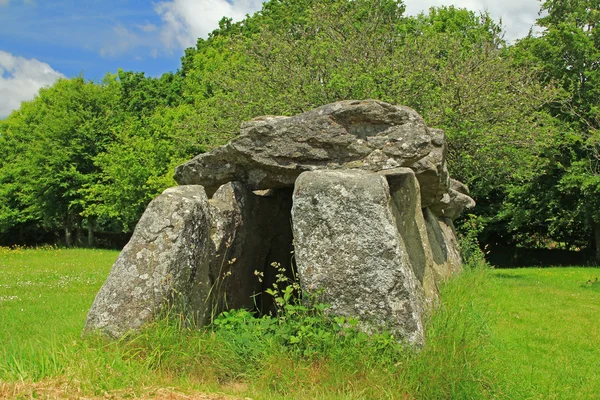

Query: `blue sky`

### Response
(0, 0, 543, 118)
(1, 0, 182, 81)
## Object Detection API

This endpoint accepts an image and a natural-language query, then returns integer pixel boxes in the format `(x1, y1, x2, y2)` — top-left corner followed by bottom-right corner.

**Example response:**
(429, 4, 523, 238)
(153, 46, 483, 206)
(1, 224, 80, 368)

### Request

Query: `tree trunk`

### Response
(65, 214, 73, 247)
(65, 226, 73, 247)
(594, 221, 600, 263)
(87, 217, 95, 248)
(75, 224, 83, 247)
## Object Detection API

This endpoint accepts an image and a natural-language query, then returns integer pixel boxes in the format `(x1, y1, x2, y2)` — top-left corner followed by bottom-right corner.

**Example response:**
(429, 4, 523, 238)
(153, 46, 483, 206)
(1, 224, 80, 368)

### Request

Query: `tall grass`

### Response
(1, 246, 497, 398)
(407, 269, 495, 399)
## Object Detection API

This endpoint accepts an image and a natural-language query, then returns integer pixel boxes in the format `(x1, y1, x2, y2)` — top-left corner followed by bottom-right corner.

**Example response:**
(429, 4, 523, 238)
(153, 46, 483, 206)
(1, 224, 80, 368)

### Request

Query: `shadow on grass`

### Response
(492, 273, 526, 280)
(486, 245, 591, 268)
(581, 277, 600, 291)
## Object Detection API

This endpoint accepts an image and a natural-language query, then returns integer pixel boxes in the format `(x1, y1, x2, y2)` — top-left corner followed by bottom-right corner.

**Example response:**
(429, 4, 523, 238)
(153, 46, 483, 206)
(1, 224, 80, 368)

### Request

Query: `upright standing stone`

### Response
(85, 183, 297, 338)
(423, 208, 463, 279)
(383, 168, 440, 304)
(292, 170, 425, 345)
(85, 101, 474, 343)
(84, 186, 213, 338)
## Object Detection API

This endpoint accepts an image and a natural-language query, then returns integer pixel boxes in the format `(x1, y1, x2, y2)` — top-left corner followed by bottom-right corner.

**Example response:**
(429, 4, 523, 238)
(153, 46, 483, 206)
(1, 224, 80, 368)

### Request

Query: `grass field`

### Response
(0, 246, 599, 399)
(484, 267, 600, 399)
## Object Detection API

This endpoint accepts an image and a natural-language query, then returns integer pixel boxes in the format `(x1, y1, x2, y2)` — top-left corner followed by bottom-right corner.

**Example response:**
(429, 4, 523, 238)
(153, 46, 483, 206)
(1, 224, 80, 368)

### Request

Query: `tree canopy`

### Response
(1, 0, 598, 257)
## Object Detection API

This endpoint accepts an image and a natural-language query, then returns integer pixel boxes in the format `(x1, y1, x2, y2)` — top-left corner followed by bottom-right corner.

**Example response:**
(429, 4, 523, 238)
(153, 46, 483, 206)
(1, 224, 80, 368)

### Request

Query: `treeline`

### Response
(1, 0, 599, 256)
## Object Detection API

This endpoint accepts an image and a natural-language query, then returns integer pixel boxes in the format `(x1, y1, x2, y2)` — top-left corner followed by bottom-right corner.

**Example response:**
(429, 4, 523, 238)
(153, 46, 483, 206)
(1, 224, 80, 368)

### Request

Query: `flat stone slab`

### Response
(175, 100, 449, 206)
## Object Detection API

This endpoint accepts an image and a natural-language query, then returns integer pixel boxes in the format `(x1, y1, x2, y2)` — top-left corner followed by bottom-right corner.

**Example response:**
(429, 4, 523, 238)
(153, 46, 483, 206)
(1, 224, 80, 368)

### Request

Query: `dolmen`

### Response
(84, 100, 475, 345)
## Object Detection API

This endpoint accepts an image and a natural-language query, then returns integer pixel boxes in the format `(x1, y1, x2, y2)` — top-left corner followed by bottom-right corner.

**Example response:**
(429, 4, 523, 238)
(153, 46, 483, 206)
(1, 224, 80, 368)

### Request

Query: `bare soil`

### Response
(0, 380, 248, 400)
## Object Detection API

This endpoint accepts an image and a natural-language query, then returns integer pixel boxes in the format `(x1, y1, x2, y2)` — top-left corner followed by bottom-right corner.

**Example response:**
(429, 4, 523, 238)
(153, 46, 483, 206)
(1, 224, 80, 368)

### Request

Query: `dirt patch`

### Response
(0, 380, 248, 400)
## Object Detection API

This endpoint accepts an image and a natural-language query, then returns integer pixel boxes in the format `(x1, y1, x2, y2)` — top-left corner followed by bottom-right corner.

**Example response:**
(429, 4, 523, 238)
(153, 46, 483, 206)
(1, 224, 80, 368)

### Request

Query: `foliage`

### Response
(0, 0, 597, 254)
(498, 0, 600, 252)
(81, 104, 209, 231)
(215, 261, 395, 360)
(457, 214, 489, 268)
(182, 1, 561, 250)
(0, 77, 119, 245)
(116, 69, 186, 115)
(0, 72, 202, 243)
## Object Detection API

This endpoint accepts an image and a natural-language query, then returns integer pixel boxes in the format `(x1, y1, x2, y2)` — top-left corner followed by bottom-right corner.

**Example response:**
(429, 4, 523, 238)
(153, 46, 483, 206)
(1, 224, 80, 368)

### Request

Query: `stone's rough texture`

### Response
(208, 182, 258, 314)
(385, 168, 440, 304)
(423, 208, 463, 279)
(85, 182, 295, 338)
(411, 128, 450, 207)
(437, 216, 463, 276)
(208, 183, 293, 314)
(84, 186, 213, 338)
(385, 169, 464, 303)
(429, 178, 476, 219)
(292, 170, 425, 345)
(450, 178, 471, 196)
(175, 100, 449, 206)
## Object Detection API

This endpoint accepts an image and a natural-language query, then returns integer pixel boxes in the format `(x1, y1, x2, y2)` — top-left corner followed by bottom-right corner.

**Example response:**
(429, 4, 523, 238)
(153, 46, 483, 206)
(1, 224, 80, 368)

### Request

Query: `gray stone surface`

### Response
(86, 101, 472, 344)
(429, 178, 476, 220)
(291, 170, 425, 345)
(84, 186, 213, 338)
(85, 182, 296, 338)
(384, 168, 440, 305)
(411, 128, 450, 207)
(437, 216, 463, 276)
(175, 100, 449, 206)
(423, 208, 463, 280)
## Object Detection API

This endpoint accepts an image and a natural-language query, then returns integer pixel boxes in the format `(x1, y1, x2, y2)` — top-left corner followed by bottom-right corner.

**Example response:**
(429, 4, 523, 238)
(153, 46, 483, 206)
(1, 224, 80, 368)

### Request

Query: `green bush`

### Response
(457, 214, 489, 268)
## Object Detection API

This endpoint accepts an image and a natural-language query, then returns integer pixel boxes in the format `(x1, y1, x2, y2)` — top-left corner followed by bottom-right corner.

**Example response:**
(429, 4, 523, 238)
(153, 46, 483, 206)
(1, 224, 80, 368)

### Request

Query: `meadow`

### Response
(0, 246, 599, 399)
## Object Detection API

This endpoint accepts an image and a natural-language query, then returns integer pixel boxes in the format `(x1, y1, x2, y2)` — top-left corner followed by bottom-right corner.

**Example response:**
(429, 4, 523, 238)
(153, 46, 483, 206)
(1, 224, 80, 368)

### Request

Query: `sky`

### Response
(0, 0, 543, 119)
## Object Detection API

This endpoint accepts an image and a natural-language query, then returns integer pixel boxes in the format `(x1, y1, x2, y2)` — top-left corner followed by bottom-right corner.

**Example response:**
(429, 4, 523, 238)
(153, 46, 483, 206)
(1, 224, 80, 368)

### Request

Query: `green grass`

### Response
(0, 246, 118, 341)
(0, 246, 119, 382)
(0, 247, 599, 399)
(486, 267, 600, 399)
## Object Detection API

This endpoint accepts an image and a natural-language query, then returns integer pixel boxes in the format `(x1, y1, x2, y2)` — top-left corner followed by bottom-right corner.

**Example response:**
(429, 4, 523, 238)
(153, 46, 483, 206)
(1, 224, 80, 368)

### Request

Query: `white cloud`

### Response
(136, 23, 157, 33)
(154, 0, 264, 49)
(0, 51, 64, 119)
(0, 0, 9, 5)
(403, 0, 542, 42)
(100, 25, 141, 58)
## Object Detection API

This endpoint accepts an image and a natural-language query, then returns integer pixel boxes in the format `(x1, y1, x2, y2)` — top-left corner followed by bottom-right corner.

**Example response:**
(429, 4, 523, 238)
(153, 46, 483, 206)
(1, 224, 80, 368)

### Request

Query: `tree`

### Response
(0, 77, 119, 246)
(0, 0, 571, 250)
(116, 69, 187, 115)
(82, 104, 207, 231)
(506, 0, 600, 256)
